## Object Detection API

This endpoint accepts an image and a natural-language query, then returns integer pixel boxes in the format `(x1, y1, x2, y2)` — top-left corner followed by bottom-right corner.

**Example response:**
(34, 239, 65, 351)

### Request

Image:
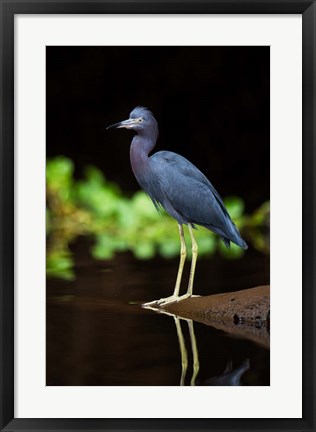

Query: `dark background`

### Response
(46, 46, 269, 211)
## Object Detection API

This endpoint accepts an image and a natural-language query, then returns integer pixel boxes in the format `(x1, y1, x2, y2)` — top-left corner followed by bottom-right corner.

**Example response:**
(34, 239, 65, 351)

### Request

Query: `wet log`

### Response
(164, 285, 270, 327)
(161, 285, 270, 348)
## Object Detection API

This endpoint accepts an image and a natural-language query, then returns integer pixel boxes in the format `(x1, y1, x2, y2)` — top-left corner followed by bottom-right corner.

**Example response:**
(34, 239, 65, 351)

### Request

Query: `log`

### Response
(164, 285, 270, 324)
(162, 285, 270, 348)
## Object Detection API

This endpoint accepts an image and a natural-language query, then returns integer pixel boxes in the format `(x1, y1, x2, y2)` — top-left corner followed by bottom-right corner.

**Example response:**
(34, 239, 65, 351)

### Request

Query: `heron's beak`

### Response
(106, 118, 136, 130)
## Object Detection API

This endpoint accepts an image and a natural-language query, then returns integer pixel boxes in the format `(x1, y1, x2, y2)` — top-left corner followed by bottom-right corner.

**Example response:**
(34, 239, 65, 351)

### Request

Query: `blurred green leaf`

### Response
(159, 239, 180, 258)
(194, 230, 217, 255)
(46, 156, 269, 279)
(46, 156, 74, 201)
(134, 242, 156, 259)
(131, 192, 160, 220)
(46, 250, 75, 280)
(218, 240, 245, 259)
(224, 196, 245, 221)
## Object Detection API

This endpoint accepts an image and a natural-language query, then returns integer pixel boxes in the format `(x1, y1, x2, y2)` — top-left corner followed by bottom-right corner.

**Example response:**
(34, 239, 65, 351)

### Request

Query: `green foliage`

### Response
(46, 248, 75, 280)
(46, 156, 269, 278)
(224, 196, 245, 220)
(46, 156, 75, 202)
(219, 240, 245, 259)
(76, 166, 123, 218)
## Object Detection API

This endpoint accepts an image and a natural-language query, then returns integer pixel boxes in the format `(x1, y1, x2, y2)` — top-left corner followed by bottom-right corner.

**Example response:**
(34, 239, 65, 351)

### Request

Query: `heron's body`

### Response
(132, 146, 246, 249)
(107, 106, 247, 306)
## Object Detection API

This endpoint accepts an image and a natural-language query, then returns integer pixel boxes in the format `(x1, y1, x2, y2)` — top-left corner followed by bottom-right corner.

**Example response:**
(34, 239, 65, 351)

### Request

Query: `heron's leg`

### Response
(187, 223, 198, 296)
(160, 223, 199, 304)
(173, 223, 186, 297)
(187, 319, 199, 386)
(158, 223, 199, 304)
(143, 223, 186, 307)
(174, 316, 188, 386)
(144, 223, 199, 307)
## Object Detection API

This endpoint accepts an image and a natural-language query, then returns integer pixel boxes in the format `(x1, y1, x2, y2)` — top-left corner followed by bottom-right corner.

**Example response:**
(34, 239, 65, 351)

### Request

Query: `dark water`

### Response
(47, 238, 270, 386)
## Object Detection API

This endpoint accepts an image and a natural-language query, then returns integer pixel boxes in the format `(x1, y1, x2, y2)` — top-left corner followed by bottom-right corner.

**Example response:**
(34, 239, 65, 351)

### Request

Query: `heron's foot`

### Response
(143, 293, 200, 308)
(159, 293, 191, 306)
(142, 296, 177, 308)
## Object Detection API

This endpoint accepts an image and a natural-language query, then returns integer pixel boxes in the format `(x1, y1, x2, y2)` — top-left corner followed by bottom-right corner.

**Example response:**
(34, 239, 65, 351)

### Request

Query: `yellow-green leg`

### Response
(143, 223, 186, 307)
(157, 223, 198, 305)
(187, 223, 198, 297)
(173, 223, 187, 297)
(188, 319, 199, 385)
(175, 317, 199, 385)
(142, 222, 199, 308)
(174, 316, 188, 386)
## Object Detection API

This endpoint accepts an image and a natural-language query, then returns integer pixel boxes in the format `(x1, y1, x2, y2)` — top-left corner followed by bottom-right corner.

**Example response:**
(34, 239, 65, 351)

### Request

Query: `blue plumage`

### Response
(150, 151, 247, 249)
(108, 106, 247, 250)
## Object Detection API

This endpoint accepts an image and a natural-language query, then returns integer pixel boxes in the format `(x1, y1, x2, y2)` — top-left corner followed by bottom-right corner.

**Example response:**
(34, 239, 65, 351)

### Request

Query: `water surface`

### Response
(47, 237, 270, 386)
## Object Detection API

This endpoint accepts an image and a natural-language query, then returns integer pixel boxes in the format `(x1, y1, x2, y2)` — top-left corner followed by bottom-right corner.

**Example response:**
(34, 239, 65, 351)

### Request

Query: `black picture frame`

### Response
(0, 0, 314, 431)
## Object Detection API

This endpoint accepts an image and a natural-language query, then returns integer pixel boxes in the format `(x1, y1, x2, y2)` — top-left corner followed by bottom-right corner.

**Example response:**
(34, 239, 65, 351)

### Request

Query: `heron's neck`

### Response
(130, 133, 157, 176)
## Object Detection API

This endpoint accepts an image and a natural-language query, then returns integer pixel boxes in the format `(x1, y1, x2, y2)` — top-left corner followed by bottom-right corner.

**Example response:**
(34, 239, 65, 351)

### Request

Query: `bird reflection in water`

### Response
(146, 306, 250, 386)
(202, 359, 250, 386)
(147, 306, 200, 386)
(173, 316, 199, 386)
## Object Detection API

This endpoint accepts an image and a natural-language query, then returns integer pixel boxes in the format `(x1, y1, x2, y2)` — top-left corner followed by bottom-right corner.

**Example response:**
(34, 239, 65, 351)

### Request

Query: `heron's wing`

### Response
(150, 151, 247, 249)
(150, 151, 229, 227)
(152, 151, 230, 218)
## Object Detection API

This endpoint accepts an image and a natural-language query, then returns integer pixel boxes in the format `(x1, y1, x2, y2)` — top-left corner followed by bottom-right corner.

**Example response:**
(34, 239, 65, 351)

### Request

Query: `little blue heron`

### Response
(107, 106, 247, 306)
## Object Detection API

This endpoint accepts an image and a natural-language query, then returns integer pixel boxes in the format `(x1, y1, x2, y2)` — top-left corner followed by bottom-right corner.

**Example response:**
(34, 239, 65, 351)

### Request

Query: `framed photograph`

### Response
(1, 0, 314, 431)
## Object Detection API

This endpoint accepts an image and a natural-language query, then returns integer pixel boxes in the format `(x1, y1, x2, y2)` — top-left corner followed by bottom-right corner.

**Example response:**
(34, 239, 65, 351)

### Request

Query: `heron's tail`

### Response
(221, 235, 248, 250)
(204, 217, 248, 250)
(222, 219, 248, 250)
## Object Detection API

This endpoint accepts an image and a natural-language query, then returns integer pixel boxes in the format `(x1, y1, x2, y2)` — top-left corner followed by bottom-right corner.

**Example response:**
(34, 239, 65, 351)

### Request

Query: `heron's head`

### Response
(106, 106, 158, 134)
